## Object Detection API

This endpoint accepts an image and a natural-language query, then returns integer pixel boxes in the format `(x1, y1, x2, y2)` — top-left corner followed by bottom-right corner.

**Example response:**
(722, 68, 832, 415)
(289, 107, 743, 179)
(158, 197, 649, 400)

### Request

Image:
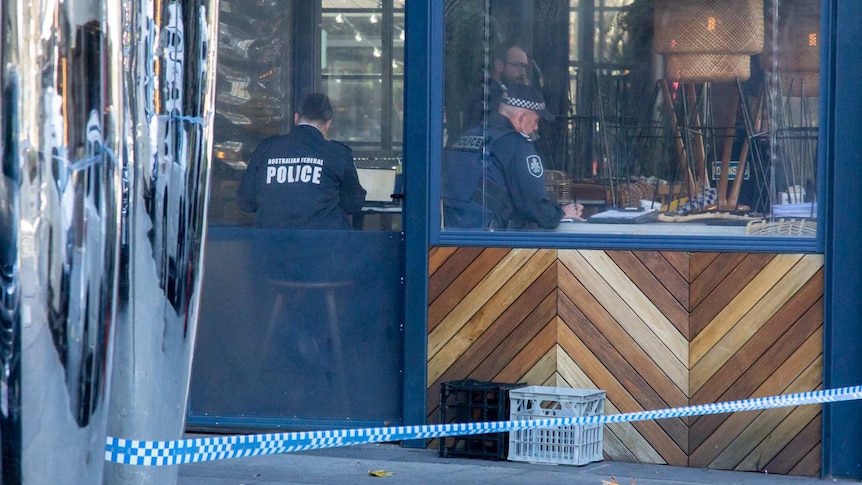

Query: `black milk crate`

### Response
(438, 379, 525, 460)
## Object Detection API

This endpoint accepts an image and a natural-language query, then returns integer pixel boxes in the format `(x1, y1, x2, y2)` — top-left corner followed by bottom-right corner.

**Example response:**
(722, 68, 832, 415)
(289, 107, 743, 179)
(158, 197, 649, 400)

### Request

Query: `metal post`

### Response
(0, 0, 125, 482)
(103, 0, 219, 484)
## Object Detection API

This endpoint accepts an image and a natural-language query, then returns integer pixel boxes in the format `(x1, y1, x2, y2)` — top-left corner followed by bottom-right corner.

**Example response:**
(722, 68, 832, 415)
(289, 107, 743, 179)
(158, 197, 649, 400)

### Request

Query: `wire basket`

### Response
(746, 218, 817, 236)
(654, 0, 764, 55)
(608, 179, 658, 208)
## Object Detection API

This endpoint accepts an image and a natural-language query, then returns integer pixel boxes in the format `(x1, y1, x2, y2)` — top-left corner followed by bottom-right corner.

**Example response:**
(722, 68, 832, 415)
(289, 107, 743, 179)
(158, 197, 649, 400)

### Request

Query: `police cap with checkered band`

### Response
(501, 83, 555, 121)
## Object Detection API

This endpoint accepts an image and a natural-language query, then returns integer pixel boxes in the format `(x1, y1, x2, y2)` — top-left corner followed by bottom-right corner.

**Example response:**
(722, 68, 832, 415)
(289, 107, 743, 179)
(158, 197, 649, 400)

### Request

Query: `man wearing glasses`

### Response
(497, 45, 530, 86)
(467, 44, 531, 126)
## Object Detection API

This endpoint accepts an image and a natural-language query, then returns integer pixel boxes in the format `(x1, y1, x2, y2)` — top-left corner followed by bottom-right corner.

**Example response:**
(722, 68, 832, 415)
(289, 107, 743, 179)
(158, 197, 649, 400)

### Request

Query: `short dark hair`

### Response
(493, 43, 527, 63)
(297, 93, 333, 122)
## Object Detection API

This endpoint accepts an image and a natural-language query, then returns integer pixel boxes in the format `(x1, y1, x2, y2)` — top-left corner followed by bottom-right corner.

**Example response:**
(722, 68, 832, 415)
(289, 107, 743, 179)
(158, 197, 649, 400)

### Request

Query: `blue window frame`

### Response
(821, 0, 862, 480)
(425, 1, 827, 253)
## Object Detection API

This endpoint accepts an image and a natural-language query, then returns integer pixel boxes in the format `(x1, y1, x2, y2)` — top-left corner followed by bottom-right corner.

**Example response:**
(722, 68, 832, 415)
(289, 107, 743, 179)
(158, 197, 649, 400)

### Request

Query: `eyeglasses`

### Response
(506, 61, 529, 70)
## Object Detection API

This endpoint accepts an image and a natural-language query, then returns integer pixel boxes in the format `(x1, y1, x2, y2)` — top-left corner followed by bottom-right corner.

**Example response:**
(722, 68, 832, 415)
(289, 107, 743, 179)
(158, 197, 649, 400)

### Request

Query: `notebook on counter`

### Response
(588, 208, 659, 224)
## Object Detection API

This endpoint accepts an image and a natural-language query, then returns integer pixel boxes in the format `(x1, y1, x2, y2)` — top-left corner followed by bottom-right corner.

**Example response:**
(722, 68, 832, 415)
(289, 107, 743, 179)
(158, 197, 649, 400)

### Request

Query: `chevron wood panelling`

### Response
(427, 248, 824, 476)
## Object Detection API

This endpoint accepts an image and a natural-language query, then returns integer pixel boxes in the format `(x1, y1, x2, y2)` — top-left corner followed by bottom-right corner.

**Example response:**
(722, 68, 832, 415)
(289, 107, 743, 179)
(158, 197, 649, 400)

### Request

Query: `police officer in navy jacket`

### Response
(442, 83, 582, 229)
(237, 93, 367, 229)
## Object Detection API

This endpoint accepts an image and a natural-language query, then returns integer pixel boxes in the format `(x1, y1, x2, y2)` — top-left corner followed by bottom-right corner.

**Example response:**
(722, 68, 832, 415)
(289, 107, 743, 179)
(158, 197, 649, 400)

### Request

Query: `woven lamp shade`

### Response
(667, 53, 751, 82)
(654, 0, 764, 55)
(760, 0, 819, 72)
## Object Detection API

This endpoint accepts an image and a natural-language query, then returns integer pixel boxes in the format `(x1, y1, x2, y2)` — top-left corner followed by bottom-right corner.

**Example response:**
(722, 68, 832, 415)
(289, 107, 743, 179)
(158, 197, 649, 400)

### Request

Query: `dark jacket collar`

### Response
(293, 123, 326, 139)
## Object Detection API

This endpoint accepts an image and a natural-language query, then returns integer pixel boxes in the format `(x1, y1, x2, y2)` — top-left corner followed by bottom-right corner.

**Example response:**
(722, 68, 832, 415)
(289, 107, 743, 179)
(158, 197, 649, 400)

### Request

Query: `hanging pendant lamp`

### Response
(761, 0, 820, 96)
(666, 53, 751, 82)
(655, 0, 764, 82)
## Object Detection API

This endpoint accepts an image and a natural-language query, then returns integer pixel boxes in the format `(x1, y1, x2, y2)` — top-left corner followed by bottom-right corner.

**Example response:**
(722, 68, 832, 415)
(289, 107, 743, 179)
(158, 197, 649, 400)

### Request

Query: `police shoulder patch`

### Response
(526, 155, 543, 178)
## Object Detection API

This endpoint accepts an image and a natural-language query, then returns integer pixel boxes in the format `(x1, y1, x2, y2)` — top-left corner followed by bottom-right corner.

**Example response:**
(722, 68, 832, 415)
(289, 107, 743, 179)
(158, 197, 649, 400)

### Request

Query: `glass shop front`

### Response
(191, 0, 824, 429)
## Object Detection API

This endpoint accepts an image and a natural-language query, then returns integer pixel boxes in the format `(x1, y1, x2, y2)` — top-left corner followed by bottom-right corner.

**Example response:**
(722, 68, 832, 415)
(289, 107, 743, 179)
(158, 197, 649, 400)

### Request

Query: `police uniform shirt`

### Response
(440, 124, 489, 229)
(486, 113, 563, 229)
(236, 124, 367, 229)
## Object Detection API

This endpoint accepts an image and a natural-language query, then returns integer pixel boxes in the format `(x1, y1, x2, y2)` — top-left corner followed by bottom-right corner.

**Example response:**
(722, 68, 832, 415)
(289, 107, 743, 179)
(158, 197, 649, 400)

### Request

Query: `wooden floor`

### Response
(427, 247, 824, 476)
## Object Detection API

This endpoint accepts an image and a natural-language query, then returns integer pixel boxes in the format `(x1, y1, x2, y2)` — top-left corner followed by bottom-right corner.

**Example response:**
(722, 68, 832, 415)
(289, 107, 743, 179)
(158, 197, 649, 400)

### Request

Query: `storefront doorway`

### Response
(187, 0, 407, 430)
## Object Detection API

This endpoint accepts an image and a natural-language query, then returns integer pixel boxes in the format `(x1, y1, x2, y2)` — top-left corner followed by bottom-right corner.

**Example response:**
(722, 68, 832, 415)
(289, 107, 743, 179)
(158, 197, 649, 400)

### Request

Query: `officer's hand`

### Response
(561, 203, 585, 221)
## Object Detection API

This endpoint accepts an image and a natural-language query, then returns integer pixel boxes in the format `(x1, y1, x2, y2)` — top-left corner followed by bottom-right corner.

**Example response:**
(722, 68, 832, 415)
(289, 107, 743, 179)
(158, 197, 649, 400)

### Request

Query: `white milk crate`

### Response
(507, 386, 606, 466)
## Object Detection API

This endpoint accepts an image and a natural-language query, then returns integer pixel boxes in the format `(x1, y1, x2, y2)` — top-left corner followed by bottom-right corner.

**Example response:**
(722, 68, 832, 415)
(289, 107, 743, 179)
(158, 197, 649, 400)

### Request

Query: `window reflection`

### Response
(442, 0, 819, 237)
(321, 4, 404, 151)
(207, 0, 405, 231)
(322, 1, 405, 231)
(207, 1, 294, 227)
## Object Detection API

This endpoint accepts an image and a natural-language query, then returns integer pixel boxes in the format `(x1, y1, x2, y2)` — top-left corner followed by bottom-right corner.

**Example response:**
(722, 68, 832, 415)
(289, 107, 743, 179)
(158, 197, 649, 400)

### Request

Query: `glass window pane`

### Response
(322, 2, 404, 231)
(441, 0, 819, 239)
(595, 11, 627, 63)
(325, 78, 383, 143)
(322, 12, 383, 76)
(391, 78, 404, 144)
(569, 11, 579, 62)
(208, 0, 404, 231)
(208, 1, 294, 227)
(321, 5, 404, 150)
(392, 12, 405, 144)
(323, 0, 379, 7)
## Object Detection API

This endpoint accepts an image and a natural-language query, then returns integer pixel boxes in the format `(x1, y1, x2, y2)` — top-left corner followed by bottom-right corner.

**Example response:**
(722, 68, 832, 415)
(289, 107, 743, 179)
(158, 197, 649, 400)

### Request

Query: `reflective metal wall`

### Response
(0, 0, 125, 483)
(104, 0, 219, 484)
(1, 0, 218, 483)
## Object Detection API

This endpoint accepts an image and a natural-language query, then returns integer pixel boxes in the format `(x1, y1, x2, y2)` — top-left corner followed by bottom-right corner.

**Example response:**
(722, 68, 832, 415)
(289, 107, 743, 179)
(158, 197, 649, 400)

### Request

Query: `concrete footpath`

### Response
(178, 442, 858, 485)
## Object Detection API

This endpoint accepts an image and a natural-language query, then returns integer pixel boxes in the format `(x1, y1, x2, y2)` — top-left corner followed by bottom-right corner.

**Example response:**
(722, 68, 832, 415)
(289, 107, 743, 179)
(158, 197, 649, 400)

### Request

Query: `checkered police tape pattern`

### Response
(502, 96, 546, 112)
(105, 385, 862, 466)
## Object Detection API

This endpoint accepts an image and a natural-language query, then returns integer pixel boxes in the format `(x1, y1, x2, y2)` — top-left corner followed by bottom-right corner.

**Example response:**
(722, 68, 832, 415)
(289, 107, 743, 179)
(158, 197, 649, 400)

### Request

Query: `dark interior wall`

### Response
(530, 0, 570, 171)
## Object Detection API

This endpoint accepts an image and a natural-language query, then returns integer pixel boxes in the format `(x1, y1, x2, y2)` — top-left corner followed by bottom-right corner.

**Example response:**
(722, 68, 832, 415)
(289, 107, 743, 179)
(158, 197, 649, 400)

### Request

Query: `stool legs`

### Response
(324, 290, 349, 415)
(258, 291, 286, 373)
(262, 282, 351, 416)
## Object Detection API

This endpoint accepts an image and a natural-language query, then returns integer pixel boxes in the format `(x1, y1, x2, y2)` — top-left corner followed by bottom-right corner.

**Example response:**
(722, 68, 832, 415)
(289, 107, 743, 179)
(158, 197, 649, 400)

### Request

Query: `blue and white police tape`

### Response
(105, 384, 862, 467)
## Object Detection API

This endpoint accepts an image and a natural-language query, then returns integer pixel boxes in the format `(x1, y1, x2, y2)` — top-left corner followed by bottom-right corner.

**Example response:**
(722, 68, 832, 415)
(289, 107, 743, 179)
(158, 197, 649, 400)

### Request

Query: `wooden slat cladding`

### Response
(428, 249, 556, 384)
(690, 255, 823, 393)
(557, 292, 688, 463)
(560, 250, 689, 392)
(607, 252, 689, 339)
(690, 253, 778, 337)
(427, 248, 824, 476)
(690, 284, 824, 424)
(425, 267, 558, 418)
(632, 251, 690, 310)
(428, 247, 509, 331)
